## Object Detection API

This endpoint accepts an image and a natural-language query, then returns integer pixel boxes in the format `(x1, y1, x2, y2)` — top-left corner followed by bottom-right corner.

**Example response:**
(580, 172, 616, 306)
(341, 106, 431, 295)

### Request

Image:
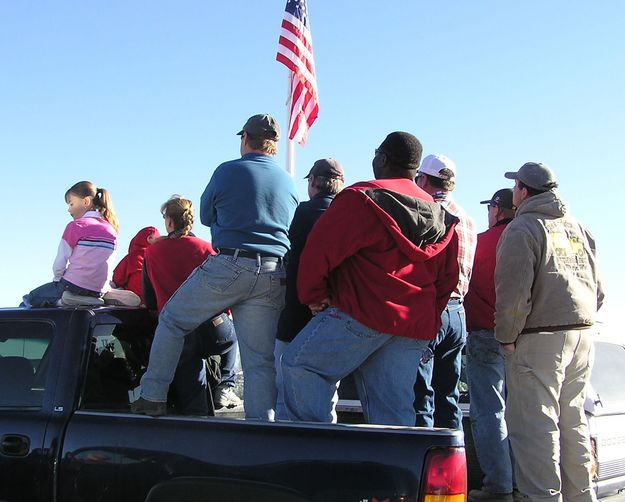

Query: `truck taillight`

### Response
(421, 447, 467, 502)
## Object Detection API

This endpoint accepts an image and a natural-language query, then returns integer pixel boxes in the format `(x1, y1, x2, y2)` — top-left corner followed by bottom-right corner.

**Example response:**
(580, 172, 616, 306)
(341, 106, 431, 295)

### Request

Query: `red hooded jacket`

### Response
(112, 226, 160, 301)
(297, 178, 459, 340)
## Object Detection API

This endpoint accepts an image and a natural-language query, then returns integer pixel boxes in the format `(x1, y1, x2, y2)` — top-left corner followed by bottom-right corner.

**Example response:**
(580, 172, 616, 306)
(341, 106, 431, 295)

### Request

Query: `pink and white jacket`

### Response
(52, 211, 117, 293)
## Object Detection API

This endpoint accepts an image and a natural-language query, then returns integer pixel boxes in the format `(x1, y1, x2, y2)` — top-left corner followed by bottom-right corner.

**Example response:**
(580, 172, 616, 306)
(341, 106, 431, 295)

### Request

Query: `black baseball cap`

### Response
(480, 188, 514, 209)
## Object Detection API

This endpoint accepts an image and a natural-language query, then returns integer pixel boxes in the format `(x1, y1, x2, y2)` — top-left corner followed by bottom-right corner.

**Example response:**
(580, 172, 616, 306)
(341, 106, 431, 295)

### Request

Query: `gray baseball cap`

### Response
(304, 158, 345, 180)
(237, 114, 280, 140)
(504, 162, 557, 191)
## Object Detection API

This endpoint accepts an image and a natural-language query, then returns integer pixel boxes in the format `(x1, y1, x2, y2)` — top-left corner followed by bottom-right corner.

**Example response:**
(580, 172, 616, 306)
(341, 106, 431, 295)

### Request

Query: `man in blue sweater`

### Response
(133, 114, 298, 420)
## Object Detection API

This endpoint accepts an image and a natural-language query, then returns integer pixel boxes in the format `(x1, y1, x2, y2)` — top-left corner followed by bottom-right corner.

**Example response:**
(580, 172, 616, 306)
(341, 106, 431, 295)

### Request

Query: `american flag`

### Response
(276, 0, 319, 145)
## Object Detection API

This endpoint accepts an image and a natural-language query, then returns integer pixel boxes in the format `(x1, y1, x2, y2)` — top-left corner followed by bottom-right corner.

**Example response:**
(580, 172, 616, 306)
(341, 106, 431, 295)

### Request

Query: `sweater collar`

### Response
(494, 217, 513, 227)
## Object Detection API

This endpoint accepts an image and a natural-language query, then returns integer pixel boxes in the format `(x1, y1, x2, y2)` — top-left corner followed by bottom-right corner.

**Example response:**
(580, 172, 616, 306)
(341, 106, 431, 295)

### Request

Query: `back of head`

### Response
(305, 158, 345, 195)
(379, 132, 423, 176)
(417, 154, 457, 192)
(161, 195, 194, 239)
(66, 180, 119, 233)
(238, 114, 281, 155)
(130, 226, 160, 252)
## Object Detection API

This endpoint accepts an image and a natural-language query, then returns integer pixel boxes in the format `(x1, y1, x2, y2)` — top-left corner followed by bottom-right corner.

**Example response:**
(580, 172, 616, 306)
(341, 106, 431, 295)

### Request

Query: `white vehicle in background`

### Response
(585, 340, 625, 500)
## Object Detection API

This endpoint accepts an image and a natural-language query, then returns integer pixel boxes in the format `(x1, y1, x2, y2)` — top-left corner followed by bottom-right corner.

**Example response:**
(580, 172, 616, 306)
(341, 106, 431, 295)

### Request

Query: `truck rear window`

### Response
(590, 341, 625, 404)
(0, 321, 53, 408)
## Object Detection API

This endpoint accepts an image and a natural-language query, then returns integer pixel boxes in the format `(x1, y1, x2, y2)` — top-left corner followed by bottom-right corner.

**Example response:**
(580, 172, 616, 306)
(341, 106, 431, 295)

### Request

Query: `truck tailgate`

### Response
(59, 411, 464, 502)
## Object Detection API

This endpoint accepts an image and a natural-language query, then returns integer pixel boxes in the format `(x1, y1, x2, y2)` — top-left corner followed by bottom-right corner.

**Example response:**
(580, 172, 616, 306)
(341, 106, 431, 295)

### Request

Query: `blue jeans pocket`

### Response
(344, 315, 378, 339)
(267, 271, 287, 310)
(199, 255, 241, 293)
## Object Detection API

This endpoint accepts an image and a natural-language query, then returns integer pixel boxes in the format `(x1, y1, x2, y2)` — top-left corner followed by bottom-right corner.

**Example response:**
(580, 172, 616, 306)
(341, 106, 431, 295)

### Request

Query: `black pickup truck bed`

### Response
(0, 307, 466, 502)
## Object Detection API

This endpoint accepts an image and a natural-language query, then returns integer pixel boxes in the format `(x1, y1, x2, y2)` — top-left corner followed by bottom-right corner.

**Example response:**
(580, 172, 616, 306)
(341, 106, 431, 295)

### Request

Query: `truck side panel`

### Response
(60, 412, 463, 502)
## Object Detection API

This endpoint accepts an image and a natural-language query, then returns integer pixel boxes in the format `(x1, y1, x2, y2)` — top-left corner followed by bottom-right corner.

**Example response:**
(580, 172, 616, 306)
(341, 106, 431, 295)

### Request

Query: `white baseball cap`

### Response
(417, 154, 457, 180)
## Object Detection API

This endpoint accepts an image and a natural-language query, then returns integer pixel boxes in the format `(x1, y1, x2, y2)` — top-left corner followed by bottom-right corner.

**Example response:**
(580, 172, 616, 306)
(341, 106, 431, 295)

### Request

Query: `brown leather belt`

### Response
(521, 323, 592, 334)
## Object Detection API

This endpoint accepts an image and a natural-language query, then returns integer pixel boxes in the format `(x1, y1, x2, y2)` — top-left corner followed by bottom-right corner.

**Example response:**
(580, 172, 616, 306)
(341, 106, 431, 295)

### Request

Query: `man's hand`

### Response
(309, 297, 331, 315)
(500, 342, 516, 354)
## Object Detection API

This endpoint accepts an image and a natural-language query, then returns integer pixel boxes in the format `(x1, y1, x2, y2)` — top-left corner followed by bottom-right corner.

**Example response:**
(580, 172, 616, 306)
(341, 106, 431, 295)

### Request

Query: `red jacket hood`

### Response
(128, 226, 160, 253)
(347, 186, 458, 262)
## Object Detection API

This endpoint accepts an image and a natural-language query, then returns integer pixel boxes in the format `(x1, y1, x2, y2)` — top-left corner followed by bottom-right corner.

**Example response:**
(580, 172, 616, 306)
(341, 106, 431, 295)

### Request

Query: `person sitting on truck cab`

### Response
(21, 181, 119, 308)
(111, 226, 160, 304)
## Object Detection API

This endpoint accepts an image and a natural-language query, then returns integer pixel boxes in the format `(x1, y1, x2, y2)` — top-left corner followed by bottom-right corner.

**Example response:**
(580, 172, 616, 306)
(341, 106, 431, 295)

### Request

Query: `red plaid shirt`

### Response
(433, 191, 477, 298)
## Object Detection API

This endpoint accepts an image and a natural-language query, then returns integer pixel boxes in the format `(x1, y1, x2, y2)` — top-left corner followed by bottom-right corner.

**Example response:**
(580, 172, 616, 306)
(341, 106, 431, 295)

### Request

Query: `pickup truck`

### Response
(0, 306, 466, 502)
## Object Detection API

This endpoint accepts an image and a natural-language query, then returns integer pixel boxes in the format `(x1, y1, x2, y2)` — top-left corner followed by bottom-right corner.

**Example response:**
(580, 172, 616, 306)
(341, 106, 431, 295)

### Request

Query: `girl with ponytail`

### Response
(21, 181, 118, 307)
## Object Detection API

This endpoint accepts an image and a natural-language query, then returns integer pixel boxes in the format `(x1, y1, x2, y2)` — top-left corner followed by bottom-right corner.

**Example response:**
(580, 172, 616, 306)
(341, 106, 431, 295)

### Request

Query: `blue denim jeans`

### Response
(275, 338, 339, 423)
(466, 329, 513, 494)
(193, 314, 238, 388)
(280, 307, 429, 426)
(169, 312, 237, 414)
(414, 298, 466, 429)
(219, 337, 238, 387)
(139, 253, 286, 420)
(21, 278, 100, 308)
(274, 339, 289, 420)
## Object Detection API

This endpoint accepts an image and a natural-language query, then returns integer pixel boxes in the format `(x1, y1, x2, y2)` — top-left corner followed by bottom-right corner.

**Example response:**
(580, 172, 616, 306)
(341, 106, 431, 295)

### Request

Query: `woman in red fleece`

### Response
(142, 195, 240, 413)
(112, 226, 160, 303)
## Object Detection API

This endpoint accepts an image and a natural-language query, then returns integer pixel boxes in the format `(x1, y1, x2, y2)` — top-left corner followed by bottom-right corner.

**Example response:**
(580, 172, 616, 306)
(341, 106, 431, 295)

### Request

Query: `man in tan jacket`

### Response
(495, 162, 603, 502)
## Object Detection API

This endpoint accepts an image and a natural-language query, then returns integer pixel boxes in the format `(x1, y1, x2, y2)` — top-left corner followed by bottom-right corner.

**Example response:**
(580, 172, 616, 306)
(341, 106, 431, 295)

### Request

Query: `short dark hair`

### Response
(518, 181, 547, 198)
(379, 131, 423, 170)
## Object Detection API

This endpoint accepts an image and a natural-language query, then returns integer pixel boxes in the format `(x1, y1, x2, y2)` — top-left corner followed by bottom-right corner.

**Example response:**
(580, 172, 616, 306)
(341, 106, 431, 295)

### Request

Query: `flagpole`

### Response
(286, 72, 295, 176)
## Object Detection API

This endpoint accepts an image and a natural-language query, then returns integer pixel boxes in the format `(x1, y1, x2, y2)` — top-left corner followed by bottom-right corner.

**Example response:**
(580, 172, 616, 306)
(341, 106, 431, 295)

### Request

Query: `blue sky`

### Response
(1, 1, 623, 339)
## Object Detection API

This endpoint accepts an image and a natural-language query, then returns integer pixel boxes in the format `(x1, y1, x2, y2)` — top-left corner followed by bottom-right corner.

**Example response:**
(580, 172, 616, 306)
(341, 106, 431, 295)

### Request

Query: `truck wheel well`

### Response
(144, 476, 311, 502)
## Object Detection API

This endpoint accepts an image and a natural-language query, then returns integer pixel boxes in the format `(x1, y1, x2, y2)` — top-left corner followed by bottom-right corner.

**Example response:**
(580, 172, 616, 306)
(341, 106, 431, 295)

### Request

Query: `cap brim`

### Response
(479, 200, 492, 205)
(236, 130, 244, 136)
(504, 171, 518, 180)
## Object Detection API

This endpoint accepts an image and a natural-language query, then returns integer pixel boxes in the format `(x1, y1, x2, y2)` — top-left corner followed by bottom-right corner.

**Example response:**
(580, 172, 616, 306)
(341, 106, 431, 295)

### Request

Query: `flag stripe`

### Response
(276, 36, 316, 87)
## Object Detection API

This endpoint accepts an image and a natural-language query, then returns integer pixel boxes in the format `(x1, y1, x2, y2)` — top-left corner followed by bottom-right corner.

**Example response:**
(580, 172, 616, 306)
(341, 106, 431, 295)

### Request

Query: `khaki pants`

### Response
(505, 330, 596, 502)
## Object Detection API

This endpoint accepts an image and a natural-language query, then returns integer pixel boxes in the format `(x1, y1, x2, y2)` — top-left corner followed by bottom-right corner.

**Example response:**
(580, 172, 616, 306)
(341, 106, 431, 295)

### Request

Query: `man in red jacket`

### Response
(464, 188, 516, 502)
(279, 131, 460, 426)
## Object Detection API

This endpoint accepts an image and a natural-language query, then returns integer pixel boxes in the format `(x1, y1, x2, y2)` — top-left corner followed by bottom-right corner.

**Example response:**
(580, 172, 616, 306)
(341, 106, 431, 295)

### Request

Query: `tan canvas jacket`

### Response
(494, 191, 603, 344)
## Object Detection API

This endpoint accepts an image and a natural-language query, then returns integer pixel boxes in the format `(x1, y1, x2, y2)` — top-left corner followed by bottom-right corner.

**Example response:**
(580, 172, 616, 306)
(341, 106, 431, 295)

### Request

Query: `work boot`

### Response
(130, 397, 167, 416)
(468, 488, 513, 502)
(213, 384, 242, 409)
